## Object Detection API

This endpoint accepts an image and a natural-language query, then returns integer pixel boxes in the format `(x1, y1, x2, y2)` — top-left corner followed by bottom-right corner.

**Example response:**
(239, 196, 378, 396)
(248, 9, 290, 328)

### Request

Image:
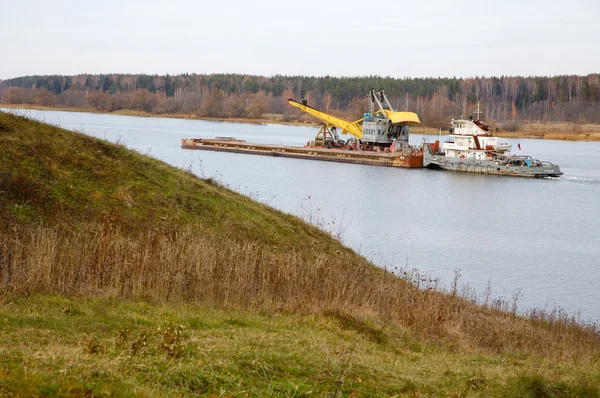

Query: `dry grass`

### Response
(501, 123, 600, 141)
(1, 221, 599, 361)
(0, 103, 94, 113)
(1, 110, 600, 376)
(3, 297, 598, 396)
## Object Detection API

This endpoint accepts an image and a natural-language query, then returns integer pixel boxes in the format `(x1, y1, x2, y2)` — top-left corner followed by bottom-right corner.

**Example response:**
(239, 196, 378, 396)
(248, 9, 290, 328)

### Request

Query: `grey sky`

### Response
(1, 0, 598, 79)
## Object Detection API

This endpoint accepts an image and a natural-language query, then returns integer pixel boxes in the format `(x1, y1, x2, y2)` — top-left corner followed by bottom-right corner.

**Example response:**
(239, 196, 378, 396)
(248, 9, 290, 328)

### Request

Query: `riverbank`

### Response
(2, 112, 600, 395)
(0, 103, 312, 127)
(4, 103, 600, 141)
(412, 123, 600, 142)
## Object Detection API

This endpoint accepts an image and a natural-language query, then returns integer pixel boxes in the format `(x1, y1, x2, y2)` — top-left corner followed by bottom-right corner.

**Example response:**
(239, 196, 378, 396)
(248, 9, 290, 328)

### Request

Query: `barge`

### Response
(181, 138, 423, 168)
(182, 89, 424, 168)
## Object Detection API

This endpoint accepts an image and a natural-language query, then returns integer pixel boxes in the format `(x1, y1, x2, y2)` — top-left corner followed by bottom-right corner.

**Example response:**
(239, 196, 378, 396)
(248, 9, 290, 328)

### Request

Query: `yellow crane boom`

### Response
(288, 99, 363, 139)
(381, 110, 421, 125)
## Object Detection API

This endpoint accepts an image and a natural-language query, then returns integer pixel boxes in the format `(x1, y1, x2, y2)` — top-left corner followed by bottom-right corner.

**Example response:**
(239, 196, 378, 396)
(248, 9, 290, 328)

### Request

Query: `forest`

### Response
(1, 73, 599, 127)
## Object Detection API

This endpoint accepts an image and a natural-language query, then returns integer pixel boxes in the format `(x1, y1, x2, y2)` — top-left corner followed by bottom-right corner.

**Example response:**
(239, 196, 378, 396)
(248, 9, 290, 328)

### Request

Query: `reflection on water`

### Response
(4, 108, 600, 321)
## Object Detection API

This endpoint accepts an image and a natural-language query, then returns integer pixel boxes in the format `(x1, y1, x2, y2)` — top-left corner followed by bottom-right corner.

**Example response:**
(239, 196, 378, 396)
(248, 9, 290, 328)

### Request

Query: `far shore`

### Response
(413, 124, 600, 142)
(2, 103, 600, 142)
(0, 103, 312, 127)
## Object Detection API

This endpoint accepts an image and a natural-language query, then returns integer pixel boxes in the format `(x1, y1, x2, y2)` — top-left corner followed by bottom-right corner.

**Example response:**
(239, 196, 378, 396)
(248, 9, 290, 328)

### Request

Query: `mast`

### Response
(474, 101, 483, 121)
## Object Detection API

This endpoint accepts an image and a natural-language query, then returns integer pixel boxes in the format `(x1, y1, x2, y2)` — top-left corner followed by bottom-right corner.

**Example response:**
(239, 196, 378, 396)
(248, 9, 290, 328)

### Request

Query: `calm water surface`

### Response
(5, 109, 600, 321)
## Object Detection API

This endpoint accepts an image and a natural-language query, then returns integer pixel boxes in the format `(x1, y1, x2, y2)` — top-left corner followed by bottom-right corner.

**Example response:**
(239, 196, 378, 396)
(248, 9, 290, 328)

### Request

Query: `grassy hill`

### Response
(1, 111, 599, 396)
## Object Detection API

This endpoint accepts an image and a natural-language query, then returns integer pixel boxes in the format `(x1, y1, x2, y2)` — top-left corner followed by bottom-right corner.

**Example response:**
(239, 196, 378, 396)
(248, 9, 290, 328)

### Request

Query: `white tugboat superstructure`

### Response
(423, 102, 562, 178)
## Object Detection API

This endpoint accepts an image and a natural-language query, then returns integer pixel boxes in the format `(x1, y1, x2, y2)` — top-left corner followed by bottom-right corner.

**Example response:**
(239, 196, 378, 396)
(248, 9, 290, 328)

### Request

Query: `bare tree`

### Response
(323, 92, 333, 112)
(246, 91, 269, 119)
(59, 89, 86, 107)
(32, 88, 56, 106)
(225, 93, 247, 118)
(133, 89, 157, 112)
(2, 87, 25, 104)
(198, 89, 226, 118)
(87, 91, 109, 111)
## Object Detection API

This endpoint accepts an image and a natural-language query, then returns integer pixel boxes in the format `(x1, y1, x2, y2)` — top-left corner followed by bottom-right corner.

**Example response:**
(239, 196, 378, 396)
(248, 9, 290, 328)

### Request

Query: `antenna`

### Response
(474, 101, 483, 120)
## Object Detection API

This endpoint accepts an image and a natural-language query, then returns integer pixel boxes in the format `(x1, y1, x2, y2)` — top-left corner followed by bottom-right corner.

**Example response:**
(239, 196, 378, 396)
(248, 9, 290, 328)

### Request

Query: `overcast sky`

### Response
(1, 0, 598, 80)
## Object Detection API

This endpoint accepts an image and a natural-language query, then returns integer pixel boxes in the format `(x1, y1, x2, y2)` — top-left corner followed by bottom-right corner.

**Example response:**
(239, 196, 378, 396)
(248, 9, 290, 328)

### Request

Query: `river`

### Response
(4, 108, 600, 322)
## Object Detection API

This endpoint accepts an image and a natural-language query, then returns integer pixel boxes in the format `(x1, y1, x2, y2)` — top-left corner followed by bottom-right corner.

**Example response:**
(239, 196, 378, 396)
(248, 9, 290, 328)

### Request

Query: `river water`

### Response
(4, 108, 600, 321)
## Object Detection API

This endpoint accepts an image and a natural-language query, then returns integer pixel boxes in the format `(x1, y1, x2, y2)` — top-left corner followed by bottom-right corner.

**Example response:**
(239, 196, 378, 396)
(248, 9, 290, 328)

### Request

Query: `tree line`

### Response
(1, 73, 599, 126)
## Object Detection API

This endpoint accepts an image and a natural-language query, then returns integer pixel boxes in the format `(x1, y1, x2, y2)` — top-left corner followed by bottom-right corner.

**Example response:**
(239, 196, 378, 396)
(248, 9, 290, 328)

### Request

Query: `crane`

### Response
(288, 89, 420, 149)
(288, 99, 364, 140)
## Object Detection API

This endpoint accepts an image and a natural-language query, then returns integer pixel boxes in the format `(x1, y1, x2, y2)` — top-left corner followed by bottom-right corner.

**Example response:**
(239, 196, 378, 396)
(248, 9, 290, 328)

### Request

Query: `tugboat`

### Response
(423, 103, 562, 178)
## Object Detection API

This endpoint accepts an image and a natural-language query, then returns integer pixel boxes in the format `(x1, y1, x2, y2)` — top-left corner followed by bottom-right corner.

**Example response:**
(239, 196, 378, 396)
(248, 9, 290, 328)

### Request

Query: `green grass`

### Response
(0, 111, 341, 253)
(1, 296, 599, 397)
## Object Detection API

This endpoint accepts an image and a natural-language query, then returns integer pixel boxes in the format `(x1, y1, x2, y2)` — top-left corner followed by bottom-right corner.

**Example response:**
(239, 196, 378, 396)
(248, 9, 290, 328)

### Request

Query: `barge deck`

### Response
(182, 138, 423, 168)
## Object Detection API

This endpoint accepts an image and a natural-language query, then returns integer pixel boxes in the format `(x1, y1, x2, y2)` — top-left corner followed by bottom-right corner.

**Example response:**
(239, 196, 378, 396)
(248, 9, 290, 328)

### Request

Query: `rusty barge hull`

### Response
(181, 139, 423, 168)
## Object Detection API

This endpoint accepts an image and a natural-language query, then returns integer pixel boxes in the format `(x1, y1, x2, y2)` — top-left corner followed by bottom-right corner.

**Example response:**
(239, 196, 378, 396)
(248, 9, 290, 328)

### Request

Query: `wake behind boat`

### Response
(423, 103, 562, 178)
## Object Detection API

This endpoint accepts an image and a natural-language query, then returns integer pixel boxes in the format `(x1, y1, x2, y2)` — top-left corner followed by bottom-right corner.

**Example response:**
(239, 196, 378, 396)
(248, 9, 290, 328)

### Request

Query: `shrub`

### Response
(501, 120, 522, 132)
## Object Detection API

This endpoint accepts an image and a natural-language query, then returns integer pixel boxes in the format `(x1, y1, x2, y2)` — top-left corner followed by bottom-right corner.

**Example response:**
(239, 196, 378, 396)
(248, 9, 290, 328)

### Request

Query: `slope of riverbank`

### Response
(1, 111, 599, 396)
